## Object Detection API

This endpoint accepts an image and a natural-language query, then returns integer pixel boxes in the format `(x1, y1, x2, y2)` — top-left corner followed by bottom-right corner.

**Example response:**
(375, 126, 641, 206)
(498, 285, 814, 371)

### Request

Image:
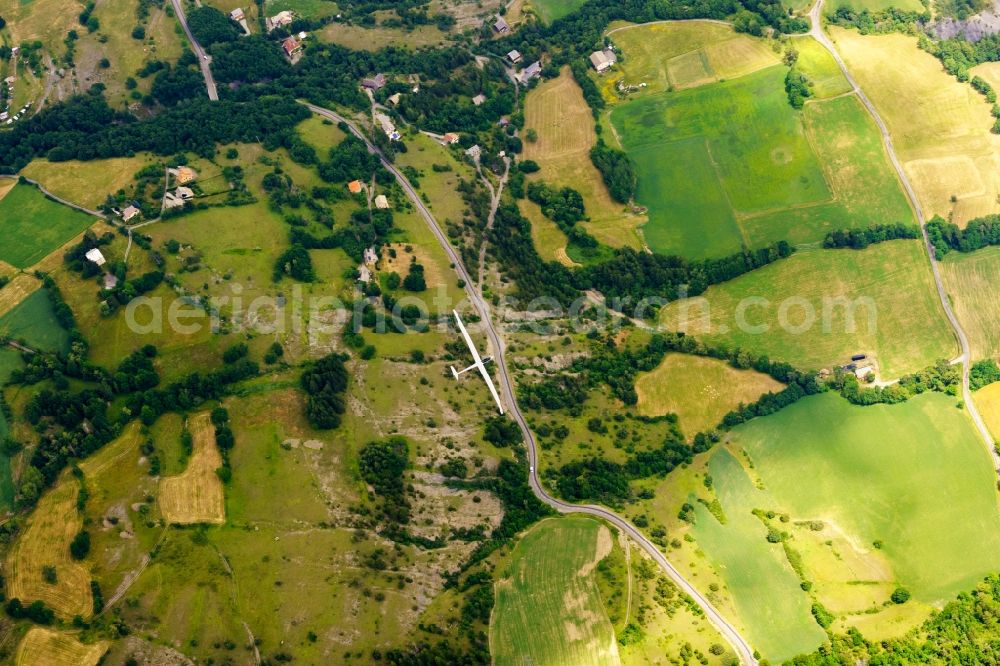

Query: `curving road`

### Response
(806, 0, 999, 470)
(169, 0, 219, 101)
(303, 102, 760, 665)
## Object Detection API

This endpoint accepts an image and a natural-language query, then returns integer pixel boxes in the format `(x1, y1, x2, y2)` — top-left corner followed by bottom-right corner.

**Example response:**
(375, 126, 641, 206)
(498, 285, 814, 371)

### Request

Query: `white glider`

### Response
(450, 310, 504, 414)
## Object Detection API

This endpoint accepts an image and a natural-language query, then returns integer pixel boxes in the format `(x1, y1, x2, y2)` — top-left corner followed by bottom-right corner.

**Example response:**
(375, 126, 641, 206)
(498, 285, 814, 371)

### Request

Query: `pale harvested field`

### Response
(607, 21, 780, 95)
(974, 381, 1000, 442)
(380, 242, 445, 288)
(6, 478, 92, 619)
(635, 353, 785, 435)
(0, 0, 82, 50)
(939, 247, 1000, 360)
(21, 156, 158, 210)
(832, 28, 1000, 225)
(523, 68, 643, 253)
(0, 178, 15, 201)
(15, 627, 108, 666)
(0, 274, 42, 318)
(159, 413, 225, 525)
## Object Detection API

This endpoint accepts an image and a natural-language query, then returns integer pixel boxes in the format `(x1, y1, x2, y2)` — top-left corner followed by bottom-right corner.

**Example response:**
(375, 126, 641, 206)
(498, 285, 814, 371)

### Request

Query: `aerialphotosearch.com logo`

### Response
(122, 282, 878, 340)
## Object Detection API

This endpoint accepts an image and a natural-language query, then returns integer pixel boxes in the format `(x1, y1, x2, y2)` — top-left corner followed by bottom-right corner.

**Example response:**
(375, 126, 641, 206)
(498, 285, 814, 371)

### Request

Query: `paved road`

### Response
(169, 0, 219, 101)
(303, 102, 759, 665)
(806, 0, 999, 470)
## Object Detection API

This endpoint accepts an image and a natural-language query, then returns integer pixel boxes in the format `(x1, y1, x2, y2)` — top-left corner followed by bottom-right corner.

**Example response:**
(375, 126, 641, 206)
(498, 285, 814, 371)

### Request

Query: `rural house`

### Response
(362, 73, 386, 90)
(507, 49, 522, 63)
(267, 10, 294, 31)
(282, 37, 302, 58)
(465, 144, 481, 161)
(121, 205, 141, 222)
(168, 166, 197, 184)
(589, 48, 617, 73)
(348, 180, 363, 194)
(229, 7, 244, 21)
(492, 16, 509, 33)
(520, 61, 541, 83)
(472, 93, 486, 106)
(441, 132, 460, 144)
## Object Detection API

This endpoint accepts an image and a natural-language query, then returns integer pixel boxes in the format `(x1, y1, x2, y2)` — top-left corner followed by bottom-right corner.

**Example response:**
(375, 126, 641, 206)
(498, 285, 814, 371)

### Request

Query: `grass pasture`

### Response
(790, 36, 852, 99)
(6, 476, 92, 619)
(690, 391, 1000, 660)
(0, 288, 70, 353)
(940, 246, 1000, 360)
(14, 628, 108, 666)
(0, 274, 42, 319)
(0, 184, 97, 268)
(0, 0, 83, 53)
(609, 65, 913, 258)
(659, 240, 955, 378)
(491, 516, 621, 666)
(21, 156, 159, 210)
(833, 29, 1000, 225)
(318, 22, 447, 51)
(159, 412, 225, 525)
(523, 69, 643, 254)
(607, 21, 780, 97)
(634, 353, 784, 435)
(529, 0, 589, 23)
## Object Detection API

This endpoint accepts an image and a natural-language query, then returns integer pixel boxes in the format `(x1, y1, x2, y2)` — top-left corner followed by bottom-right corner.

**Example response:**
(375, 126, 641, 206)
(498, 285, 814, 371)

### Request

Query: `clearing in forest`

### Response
(634, 353, 785, 435)
(159, 412, 226, 525)
(491, 515, 621, 666)
(14, 627, 108, 666)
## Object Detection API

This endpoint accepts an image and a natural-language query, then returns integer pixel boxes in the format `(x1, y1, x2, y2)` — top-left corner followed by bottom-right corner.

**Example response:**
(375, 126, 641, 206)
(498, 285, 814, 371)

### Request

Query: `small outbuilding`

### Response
(492, 16, 510, 33)
(362, 73, 386, 90)
(520, 61, 541, 83)
(348, 180, 363, 194)
(175, 186, 194, 200)
(471, 93, 486, 106)
(589, 48, 617, 73)
(507, 49, 522, 63)
(85, 248, 106, 266)
(374, 194, 389, 209)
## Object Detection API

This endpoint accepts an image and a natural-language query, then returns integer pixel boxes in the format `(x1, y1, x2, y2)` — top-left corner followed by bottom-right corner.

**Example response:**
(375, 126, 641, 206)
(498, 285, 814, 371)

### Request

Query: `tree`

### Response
(300, 354, 349, 429)
(891, 587, 911, 604)
(186, 6, 240, 46)
(69, 530, 91, 560)
(402, 262, 426, 292)
(131, 25, 145, 39)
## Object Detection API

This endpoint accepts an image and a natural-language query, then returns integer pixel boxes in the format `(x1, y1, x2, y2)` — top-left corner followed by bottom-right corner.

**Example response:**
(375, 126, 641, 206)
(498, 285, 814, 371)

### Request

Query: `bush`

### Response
(300, 353, 349, 429)
(69, 530, 91, 560)
(891, 587, 911, 604)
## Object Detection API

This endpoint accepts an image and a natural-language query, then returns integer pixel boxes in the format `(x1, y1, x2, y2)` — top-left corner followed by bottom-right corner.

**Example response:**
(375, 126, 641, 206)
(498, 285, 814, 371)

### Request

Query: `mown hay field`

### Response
(833, 28, 1000, 225)
(790, 36, 852, 99)
(159, 412, 225, 525)
(658, 240, 956, 379)
(491, 515, 621, 666)
(609, 64, 913, 258)
(939, 246, 1000, 360)
(634, 353, 785, 435)
(0, 0, 82, 52)
(523, 68, 644, 256)
(974, 381, 1000, 441)
(21, 156, 158, 210)
(14, 627, 108, 666)
(0, 274, 42, 319)
(6, 476, 92, 619)
(690, 391, 1000, 661)
(0, 184, 97, 268)
(606, 21, 780, 97)
(530, 0, 588, 23)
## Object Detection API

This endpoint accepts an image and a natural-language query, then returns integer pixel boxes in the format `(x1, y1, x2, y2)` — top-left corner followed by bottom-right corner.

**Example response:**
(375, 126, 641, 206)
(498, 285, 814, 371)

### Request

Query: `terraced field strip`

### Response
(159, 412, 225, 525)
(6, 477, 92, 619)
(14, 627, 108, 666)
(491, 516, 621, 666)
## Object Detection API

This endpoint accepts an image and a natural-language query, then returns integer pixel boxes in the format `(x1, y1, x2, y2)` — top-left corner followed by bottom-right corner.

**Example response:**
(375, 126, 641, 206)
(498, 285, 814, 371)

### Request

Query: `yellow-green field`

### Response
(973, 381, 1000, 441)
(318, 22, 448, 51)
(0, 0, 83, 53)
(491, 516, 621, 666)
(791, 36, 852, 99)
(21, 156, 159, 210)
(14, 627, 108, 666)
(634, 353, 785, 435)
(523, 68, 644, 256)
(832, 28, 1000, 226)
(659, 241, 956, 378)
(940, 246, 1000, 360)
(605, 21, 780, 97)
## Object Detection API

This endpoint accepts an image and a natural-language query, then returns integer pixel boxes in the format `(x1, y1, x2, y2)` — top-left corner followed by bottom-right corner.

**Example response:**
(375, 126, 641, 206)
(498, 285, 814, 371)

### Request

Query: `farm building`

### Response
(282, 37, 302, 57)
(388, 92, 401, 105)
(169, 166, 198, 184)
(374, 112, 400, 140)
(472, 94, 486, 106)
(441, 132, 460, 144)
(176, 186, 194, 200)
(364, 247, 378, 265)
(121, 205, 141, 222)
(374, 194, 389, 209)
(589, 48, 617, 73)
(348, 180, 363, 194)
(854, 365, 874, 379)
(507, 49, 522, 63)
(362, 73, 386, 90)
(520, 61, 541, 83)
(492, 16, 509, 33)
(85, 248, 106, 266)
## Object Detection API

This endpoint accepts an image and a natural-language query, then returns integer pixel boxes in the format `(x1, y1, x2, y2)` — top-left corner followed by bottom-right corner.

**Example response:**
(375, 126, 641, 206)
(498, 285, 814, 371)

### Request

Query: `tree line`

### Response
(927, 214, 1000, 257)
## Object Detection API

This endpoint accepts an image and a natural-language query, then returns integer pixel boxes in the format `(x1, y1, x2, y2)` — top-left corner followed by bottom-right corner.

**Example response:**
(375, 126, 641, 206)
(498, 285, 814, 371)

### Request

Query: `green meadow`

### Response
(609, 65, 912, 258)
(532, 0, 589, 23)
(491, 515, 621, 666)
(659, 240, 955, 379)
(0, 184, 96, 268)
(692, 391, 1000, 662)
(0, 288, 70, 353)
